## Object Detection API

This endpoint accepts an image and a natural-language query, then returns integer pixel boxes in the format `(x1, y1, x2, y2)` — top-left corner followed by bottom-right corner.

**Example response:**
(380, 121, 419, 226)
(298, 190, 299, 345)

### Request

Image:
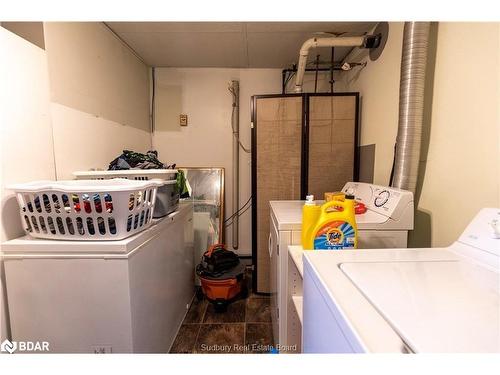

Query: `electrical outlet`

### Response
(92, 345, 112, 354)
(180, 114, 188, 126)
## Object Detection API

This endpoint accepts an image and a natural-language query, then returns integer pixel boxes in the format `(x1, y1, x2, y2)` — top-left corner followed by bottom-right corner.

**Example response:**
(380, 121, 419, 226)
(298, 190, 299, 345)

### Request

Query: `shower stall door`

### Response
(251, 93, 359, 294)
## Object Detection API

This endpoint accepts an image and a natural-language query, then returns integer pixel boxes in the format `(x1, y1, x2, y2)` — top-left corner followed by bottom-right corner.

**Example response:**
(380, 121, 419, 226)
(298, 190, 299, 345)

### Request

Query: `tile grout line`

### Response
(192, 324, 202, 354)
(244, 296, 248, 346)
(192, 300, 208, 353)
(186, 322, 247, 325)
(200, 299, 208, 323)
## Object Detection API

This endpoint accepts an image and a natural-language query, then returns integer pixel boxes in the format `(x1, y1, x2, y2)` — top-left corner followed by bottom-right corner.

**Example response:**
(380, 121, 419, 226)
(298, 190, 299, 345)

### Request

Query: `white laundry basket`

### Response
(8, 179, 165, 241)
(73, 169, 177, 181)
(73, 169, 180, 218)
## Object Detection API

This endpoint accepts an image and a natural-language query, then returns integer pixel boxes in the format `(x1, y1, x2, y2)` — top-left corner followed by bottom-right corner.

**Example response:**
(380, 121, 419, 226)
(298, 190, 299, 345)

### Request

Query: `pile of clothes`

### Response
(108, 150, 175, 170)
(108, 150, 189, 198)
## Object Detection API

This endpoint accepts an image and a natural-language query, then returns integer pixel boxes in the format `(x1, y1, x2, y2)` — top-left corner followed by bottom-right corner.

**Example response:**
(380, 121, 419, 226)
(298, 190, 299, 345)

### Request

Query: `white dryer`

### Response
(269, 182, 414, 352)
(341, 182, 414, 248)
(302, 208, 500, 353)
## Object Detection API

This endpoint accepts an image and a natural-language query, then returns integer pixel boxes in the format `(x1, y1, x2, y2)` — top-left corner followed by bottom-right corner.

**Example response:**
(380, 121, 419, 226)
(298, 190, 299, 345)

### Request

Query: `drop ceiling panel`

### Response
(245, 22, 376, 33)
(246, 32, 307, 68)
(108, 22, 245, 33)
(118, 31, 248, 67)
(106, 22, 378, 68)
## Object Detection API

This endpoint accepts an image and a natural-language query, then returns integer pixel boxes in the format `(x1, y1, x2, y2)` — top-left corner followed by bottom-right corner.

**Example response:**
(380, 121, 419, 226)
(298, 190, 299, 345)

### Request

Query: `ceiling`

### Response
(105, 22, 378, 68)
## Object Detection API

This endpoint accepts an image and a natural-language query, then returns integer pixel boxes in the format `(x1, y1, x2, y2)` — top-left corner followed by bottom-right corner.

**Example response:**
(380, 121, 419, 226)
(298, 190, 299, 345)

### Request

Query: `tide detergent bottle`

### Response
(303, 195, 358, 250)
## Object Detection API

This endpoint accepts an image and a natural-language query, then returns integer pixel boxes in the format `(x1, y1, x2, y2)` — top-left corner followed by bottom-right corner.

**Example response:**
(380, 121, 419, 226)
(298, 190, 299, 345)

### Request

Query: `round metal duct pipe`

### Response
(392, 22, 431, 193)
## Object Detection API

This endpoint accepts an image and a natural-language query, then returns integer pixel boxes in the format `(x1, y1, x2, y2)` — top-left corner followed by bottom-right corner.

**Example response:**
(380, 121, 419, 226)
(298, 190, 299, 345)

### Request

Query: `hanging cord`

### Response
(224, 195, 252, 227)
(282, 70, 295, 94)
(314, 54, 320, 93)
(151, 67, 156, 134)
(224, 201, 252, 228)
(228, 84, 251, 153)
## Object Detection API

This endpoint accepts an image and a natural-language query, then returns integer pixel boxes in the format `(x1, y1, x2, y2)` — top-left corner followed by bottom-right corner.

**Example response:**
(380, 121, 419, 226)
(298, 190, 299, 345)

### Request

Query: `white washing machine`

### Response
(2, 203, 194, 353)
(269, 182, 414, 352)
(302, 208, 500, 353)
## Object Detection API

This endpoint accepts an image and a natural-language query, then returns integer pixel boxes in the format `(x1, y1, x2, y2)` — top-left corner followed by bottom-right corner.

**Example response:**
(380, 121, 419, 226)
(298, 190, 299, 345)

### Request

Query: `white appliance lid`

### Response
(340, 260, 500, 352)
(270, 200, 389, 231)
(1, 206, 188, 257)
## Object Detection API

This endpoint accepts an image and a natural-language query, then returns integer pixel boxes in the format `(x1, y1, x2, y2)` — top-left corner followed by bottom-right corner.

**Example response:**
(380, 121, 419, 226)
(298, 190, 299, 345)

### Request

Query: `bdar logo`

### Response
(1, 339, 17, 354)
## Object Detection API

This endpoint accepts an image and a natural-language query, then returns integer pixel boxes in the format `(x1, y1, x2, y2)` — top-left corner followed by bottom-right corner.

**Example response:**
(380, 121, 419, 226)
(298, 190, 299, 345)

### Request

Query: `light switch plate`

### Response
(180, 114, 188, 126)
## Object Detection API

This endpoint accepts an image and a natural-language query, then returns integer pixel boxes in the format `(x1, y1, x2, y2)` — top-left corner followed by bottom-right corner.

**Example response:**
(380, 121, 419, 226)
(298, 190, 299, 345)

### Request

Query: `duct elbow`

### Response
(363, 34, 382, 49)
(299, 38, 318, 56)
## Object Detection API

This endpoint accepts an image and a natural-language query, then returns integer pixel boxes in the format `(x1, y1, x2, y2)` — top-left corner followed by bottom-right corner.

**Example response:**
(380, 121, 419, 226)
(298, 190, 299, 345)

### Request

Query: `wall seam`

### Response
(101, 22, 148, 66)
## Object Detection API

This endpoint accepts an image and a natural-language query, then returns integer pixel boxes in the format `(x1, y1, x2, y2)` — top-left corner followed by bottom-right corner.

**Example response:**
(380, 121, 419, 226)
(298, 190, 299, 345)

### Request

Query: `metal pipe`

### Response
(294, 35, 379, 93)
(330, 47, 335, 93)
(230, 80, 240, 249)
(392, 22, 431, 193)
(282, 70, 287, 94)
(314, 54, 320, 93)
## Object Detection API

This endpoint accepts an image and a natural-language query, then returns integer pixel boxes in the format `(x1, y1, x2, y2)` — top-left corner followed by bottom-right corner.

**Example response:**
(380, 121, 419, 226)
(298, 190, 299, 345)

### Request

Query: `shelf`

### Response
(288, 246, 304, 278)
(292, 295, 303, 325)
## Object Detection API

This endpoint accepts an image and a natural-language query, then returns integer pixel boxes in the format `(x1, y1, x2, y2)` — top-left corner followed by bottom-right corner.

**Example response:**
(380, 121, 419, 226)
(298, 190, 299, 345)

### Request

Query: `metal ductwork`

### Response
(294, 34, 381, 93)
(392, 22, 431, 193)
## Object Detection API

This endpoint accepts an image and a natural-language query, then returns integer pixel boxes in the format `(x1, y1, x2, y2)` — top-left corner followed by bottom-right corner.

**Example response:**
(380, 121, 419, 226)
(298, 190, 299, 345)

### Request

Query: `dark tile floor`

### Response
(170, 270, 274, 354)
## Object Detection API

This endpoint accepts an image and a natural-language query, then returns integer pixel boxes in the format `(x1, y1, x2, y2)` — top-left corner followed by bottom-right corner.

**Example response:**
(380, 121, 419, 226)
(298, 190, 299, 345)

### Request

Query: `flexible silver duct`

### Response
(230, 80, 240, 249)
(392, 22, 431, 193)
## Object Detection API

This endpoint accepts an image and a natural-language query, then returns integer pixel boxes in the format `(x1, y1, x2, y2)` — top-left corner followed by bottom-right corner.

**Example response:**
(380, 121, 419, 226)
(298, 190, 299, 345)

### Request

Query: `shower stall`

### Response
(251, 93, 360, 293)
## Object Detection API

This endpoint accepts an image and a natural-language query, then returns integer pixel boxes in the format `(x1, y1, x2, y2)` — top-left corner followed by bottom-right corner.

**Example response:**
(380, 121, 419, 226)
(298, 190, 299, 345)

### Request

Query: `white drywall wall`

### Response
(0, 27, 56, 341)
(413, 22, 499, 247)
(153, 68, 282, 255)
(345, 22, 404, 186)
(43, 22, 150, 133)
(346, 22, 500, 247)
(43, 22, 152, 177)
(50, 104, 153, 179)
(0, 22, 153, 342)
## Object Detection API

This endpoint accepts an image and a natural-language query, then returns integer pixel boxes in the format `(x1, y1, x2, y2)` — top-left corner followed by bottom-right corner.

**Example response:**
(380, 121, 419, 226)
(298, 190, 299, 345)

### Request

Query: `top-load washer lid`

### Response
(340, 259, 500, 352)
(269, 200, 392, 231)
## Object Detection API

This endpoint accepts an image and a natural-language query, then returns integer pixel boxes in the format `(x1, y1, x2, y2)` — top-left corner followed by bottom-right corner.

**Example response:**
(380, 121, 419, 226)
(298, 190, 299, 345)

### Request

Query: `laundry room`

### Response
(0, 2, 499, 371)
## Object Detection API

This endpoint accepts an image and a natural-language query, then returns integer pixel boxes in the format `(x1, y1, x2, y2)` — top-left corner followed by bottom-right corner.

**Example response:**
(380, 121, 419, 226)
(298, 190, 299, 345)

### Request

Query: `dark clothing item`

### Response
(108, 150, 175, 171)
(107, 150, 189, 198)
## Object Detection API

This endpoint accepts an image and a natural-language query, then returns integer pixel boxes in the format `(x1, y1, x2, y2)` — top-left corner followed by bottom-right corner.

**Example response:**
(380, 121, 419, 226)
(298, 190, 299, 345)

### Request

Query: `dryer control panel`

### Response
(342, 182, 414, 221)
(458, 208, 500, 255)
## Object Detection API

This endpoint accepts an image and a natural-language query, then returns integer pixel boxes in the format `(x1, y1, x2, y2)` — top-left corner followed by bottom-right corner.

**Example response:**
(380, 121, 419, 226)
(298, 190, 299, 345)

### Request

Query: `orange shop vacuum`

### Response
(196, 244, 247, 312)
